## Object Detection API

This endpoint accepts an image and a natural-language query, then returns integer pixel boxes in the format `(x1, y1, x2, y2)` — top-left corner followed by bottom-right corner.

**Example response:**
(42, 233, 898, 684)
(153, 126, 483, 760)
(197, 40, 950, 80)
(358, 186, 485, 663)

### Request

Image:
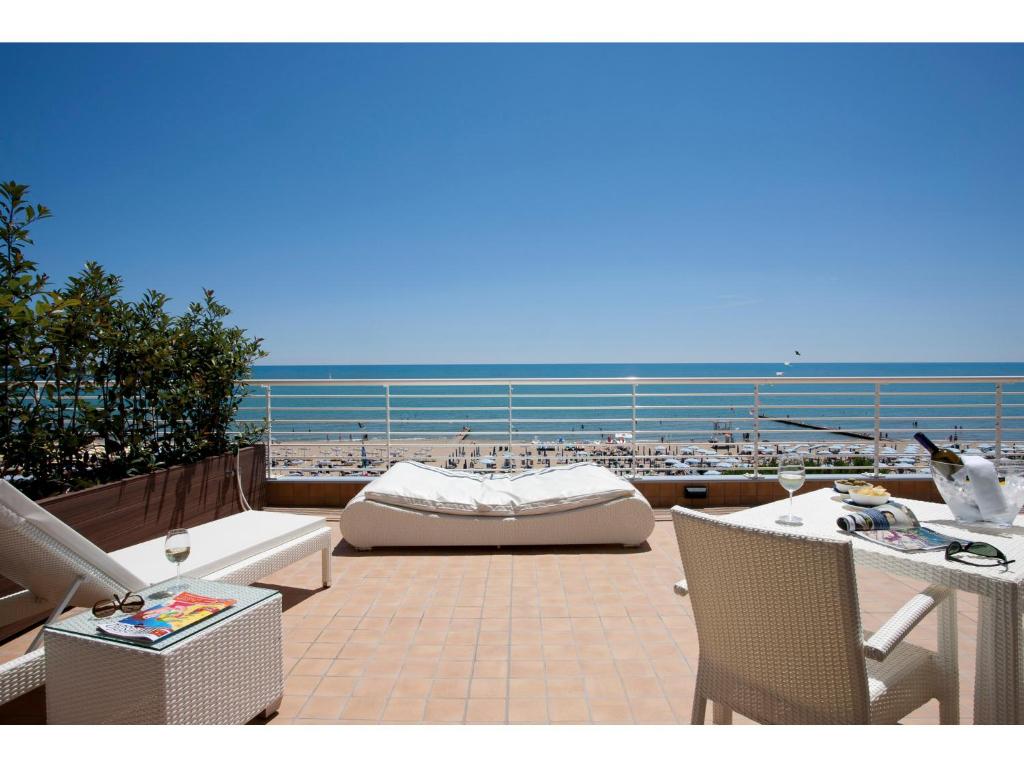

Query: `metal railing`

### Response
(231, 375, 1024, 479)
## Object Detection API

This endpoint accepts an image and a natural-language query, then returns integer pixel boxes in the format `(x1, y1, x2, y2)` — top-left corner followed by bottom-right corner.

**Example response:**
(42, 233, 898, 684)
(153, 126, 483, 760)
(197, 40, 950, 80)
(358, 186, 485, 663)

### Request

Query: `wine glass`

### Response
(164, 528, 191, 593)
(775, 453, 806, 526)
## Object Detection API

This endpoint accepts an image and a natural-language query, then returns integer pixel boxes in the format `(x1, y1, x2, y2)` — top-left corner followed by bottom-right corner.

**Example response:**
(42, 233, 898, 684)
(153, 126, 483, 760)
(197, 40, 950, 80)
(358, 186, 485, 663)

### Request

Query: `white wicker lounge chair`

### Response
(671, 507, 959, 724)
(0, 478, 332, 706)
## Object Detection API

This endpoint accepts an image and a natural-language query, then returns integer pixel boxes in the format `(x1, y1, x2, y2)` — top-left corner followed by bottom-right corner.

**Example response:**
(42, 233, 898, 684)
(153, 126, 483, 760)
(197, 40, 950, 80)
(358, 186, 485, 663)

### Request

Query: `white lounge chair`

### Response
(342, 461, 654, 549)
(0, 478, 331, 706)
(672, 507, 959, 724)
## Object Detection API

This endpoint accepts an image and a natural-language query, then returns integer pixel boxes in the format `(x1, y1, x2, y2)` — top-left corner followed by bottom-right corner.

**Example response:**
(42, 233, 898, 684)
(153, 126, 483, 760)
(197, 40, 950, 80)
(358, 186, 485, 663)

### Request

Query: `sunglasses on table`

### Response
(945, 541, 1015, 568)
(92, 591, 146, 618)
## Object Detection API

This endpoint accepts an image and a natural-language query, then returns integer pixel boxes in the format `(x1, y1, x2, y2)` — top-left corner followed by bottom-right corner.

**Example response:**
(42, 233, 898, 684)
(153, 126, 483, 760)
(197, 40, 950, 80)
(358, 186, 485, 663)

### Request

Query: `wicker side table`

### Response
(44, 578, 283, 724)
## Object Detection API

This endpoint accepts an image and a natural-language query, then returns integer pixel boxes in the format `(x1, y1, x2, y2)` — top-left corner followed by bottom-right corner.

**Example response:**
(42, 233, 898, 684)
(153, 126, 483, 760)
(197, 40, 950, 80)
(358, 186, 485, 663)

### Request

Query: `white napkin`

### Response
(960, 455, 1009, 522)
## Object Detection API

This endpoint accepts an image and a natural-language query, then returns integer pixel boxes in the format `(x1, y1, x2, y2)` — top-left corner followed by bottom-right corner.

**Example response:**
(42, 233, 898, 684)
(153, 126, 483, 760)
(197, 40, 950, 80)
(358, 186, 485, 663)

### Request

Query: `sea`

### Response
(243, 363, 1024, 445)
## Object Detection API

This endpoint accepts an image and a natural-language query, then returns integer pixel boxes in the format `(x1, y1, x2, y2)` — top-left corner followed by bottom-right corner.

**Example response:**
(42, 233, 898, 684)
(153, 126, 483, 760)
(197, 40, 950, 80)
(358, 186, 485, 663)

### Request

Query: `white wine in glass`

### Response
(775, 454, 806, 526)
(164, 528, 191, 593)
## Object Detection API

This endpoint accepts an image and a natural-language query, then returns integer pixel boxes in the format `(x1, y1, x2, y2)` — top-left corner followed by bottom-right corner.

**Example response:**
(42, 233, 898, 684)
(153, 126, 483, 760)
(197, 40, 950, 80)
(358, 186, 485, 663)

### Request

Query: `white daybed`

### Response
(341, 462, 654, 550)
(0, 478, 331, 706)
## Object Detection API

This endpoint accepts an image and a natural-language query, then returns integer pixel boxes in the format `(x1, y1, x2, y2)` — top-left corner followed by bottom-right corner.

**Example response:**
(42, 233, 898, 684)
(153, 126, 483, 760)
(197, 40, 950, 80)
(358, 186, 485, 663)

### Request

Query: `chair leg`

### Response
(26, 574, 85, 653)
(321, 546, 332, 588)
(262, 694, 283, 719)
(712, 701, 732, 725)
(691, 694, 707, 724)
(938, 588, 960, 724)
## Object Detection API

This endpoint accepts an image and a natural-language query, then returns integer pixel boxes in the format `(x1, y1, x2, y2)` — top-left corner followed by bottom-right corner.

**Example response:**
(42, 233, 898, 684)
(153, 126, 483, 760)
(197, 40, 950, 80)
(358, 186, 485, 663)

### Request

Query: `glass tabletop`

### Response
(45, 578, 279, 652)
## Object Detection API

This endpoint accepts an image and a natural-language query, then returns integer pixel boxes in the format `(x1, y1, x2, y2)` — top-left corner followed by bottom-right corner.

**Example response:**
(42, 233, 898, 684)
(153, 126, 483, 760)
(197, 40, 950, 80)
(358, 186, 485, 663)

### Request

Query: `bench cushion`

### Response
(362, 461, 635, 516)
(109, 510, 326, 585)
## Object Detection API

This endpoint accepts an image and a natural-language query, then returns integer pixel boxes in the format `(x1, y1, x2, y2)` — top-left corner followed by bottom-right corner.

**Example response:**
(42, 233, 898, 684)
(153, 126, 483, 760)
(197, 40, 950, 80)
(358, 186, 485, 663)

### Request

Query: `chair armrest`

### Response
(863, 584, 951, 662)
(673, 579, 688, 597)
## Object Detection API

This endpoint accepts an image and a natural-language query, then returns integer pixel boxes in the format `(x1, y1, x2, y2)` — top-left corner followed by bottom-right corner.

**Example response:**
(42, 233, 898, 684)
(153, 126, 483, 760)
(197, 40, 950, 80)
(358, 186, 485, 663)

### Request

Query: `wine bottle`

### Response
(913, 432, 963, 478)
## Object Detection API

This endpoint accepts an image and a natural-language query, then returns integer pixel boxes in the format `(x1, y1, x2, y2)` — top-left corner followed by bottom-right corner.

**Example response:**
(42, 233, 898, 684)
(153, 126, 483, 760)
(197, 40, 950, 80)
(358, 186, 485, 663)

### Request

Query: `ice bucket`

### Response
(930, 459, 1024, 527)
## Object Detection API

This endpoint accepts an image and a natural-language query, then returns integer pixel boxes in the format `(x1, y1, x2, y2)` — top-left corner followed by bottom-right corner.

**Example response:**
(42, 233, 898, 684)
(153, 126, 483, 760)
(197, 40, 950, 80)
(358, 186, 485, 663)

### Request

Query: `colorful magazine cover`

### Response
(97, 591, 237, 643)
(835, 501, 968, 552)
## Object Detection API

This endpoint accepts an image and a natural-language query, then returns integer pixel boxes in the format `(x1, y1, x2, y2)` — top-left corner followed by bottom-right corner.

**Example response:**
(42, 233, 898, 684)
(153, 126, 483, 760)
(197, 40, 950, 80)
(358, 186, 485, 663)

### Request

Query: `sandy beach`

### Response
(265, 435, 993, 478)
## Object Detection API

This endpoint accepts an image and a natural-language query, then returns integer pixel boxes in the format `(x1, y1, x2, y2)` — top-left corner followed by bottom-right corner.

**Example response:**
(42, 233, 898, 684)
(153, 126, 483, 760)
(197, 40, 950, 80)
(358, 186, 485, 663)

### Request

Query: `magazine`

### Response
(97, 591, 237, 643)
(836, 502, 966, 552)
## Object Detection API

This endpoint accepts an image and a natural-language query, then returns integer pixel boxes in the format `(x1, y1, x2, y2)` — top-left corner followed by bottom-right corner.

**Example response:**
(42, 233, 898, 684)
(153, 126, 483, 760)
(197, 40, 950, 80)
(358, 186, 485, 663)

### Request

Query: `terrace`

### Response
(0, 518, 982, 725)
(1, 374, 1016, 725)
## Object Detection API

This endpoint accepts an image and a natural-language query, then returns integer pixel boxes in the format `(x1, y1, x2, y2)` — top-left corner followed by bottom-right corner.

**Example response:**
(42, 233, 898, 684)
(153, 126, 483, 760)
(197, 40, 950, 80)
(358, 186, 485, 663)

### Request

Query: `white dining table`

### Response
(690, 487, 1024, 724)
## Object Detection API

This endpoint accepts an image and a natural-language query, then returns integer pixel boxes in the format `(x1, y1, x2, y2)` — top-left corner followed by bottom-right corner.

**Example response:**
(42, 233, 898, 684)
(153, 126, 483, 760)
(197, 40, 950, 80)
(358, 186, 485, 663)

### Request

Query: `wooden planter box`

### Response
(0, 446, 266, 636)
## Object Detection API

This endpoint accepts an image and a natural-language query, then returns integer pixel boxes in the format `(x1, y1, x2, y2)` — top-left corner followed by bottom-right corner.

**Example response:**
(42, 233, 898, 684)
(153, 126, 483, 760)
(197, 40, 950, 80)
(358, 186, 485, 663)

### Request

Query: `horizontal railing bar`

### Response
(242, 376, 1024, 387)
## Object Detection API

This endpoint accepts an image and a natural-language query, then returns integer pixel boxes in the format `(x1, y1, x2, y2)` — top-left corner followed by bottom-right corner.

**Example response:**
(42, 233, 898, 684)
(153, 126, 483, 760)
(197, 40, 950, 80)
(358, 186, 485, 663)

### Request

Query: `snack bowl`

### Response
(834, 478, 873, 494)
(847, 487, 890, 507)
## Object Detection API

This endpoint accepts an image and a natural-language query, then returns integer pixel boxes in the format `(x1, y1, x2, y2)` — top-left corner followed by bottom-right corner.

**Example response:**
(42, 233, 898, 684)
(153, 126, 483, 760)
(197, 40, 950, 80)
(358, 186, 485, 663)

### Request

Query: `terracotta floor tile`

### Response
(431, 678, 470, 699)
(290, 658, 332, 676)
(473, 660, 509, 678)
(285, 675, 321, 696)
(630, 697, 677, 723)
(427, 657, 465, 675)
(623, 676, 664, 699)
(391, 677, 434, 698)
(341, 696, 387, 721)
(508, 678, 546, 698)
(546, 677, 585, 697)
(548, 698, 589, 723)
(314, 676, 358, 697)
(423, 700, 468, 724)
(585, 676, 626, 699)
(382, 698, 427, 722)
(508, 698, 548, 723)
(304, 642, 344, 659)
(402, 660, 439, 678)
(298, 696, 347, 720)
(590, 701, 634, 724)
(353, 676, 398, 697)
(470, 678, 508, 698)
(466, 698, 507, 723)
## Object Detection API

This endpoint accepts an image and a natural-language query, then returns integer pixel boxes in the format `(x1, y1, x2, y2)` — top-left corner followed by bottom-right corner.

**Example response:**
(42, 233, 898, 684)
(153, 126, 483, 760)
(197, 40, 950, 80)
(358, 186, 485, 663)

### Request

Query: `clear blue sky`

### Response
(2, 44, 1022, 364)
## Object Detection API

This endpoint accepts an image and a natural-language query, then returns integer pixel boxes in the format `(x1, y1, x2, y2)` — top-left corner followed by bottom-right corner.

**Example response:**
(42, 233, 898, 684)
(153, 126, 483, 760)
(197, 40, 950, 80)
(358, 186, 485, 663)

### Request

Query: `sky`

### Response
(2, 43, 1023, 364)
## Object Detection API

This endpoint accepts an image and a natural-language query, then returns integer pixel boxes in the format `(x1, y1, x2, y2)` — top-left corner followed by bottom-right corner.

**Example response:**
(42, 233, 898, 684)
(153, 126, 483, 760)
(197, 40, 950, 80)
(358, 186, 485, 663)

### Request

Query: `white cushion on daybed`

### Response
(109, 510, 326, 584)
(362, 461, 635, 516)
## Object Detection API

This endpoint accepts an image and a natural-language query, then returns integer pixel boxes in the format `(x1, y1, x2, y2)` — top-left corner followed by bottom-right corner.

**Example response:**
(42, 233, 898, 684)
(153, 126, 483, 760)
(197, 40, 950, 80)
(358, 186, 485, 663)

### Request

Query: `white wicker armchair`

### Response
(671, 507, 959, 724)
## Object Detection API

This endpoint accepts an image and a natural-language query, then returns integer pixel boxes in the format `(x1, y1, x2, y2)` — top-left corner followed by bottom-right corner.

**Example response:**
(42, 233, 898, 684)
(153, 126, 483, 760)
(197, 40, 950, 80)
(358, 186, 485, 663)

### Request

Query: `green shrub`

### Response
(1, 181, 265, 497)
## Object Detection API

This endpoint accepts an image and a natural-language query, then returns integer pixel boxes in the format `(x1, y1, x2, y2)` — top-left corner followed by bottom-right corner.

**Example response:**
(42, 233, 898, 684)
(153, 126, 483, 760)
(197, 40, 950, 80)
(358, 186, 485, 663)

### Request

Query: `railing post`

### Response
(264, 385, 272, 477)
(507, 383, 514, 469)
(873, 383, 881, 477)
(995, 383, 1003, 462)
(631, 383, 638, 478)
(385, 384, 392, 469)
(752, 384, 760, 477)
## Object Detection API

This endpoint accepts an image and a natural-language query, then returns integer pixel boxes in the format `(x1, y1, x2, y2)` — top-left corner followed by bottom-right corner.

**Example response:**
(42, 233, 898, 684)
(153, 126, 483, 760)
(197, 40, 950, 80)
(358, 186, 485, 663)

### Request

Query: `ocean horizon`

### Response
(252, 362, 1024, 380)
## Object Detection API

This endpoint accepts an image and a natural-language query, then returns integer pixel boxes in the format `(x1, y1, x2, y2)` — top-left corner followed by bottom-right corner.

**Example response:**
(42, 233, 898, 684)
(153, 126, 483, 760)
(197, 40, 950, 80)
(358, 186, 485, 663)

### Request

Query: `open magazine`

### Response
(97, 591, 237, 643)
(837, 502, 966, 552)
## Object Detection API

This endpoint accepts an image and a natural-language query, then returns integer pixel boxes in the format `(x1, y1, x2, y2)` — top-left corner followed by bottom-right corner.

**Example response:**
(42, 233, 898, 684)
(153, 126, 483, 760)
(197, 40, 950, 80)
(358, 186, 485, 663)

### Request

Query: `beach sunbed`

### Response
(0, 479, 331, 706)
(341, 461, 654, 549)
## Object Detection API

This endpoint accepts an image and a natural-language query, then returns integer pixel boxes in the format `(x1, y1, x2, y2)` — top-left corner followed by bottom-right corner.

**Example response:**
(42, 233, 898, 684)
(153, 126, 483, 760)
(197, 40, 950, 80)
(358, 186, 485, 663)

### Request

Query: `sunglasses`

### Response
(92, 591, 146, 618)
(945, 541, 1015, 568)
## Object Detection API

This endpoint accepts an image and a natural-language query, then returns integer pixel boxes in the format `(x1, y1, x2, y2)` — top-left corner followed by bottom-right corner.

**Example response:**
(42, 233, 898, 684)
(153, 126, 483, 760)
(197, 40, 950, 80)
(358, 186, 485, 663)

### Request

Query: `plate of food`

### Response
(834, 478, 874, 494)
(844, 485, 891, 507)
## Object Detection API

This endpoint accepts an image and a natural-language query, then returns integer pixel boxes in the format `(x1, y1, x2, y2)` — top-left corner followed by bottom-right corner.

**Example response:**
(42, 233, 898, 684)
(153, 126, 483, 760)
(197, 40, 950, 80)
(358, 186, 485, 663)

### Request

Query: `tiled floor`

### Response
(0, 511, 978, 724)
